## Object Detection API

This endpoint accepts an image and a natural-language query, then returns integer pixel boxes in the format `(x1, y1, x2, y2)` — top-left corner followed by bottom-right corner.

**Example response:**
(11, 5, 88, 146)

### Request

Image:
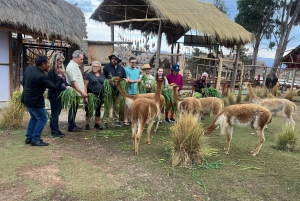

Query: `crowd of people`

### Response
(22, 50, 197, 146)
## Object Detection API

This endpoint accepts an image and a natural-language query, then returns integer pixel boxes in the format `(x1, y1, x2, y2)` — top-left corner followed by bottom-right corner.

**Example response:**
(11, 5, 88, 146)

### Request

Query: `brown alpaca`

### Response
(246, 83, 296, 129)
(205, 104, 272, 156)
(170, 84, 202, 119)
(112, 76, 165, 111)
(130, 77, 164, 155)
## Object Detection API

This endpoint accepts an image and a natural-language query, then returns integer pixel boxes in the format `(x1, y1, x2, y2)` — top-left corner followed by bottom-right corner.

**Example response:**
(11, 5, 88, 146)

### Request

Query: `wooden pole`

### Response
(263, 67, 267, 86)
(176, 43, 180, 64)
(216, 58, 223, 92)
(109, 18, 162, 24)
(240, 63, 245, 86)
(154, 20, 162, 75)
(171, 36, 174, 65)
(291, 68, 296, 89)
(111, 24, 114, 41)
(230, 46, 240, 93)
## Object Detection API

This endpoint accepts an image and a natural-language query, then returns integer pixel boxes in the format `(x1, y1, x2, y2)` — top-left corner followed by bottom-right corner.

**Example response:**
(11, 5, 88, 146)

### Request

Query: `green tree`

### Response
(235, 0, 278, 65)
(239, 47, 252, 65)
(213, 0, 229, 16)
(270, 0, 300, 75)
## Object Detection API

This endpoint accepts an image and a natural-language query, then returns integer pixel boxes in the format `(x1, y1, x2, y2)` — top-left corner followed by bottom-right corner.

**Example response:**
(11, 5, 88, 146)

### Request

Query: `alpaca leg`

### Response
(131, 123, 137, 149)
(154, 115, 160, 132)
(251, 129, 265, 156)
(224, 126, 233, 154)
(134, 121, 144, 155)
(146, 120, 155, 144)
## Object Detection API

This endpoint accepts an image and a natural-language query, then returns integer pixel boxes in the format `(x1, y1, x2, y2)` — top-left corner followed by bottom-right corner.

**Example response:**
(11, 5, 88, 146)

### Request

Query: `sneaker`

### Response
(94, 124, 103, 130)
(50, 133, 64, 138)
(170, 118, 176, 122)
(165, 118, 170, 123)
(103, 122, 109, 128)
(58, 131, 65, 136)
(85, 124, 91, 130)
(113, 122, 123, 127)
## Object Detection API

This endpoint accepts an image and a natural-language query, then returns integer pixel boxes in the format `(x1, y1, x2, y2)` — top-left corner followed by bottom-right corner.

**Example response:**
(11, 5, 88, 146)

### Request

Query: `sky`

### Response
(66, 0, 300, 60)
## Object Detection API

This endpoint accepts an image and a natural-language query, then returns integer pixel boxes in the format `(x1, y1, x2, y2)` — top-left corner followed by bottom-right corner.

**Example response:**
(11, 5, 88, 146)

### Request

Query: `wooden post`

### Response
(154, 20, 162, 75)
(216, 58, 223, 92)
(126, 43, 132, 66)
(263, 67, 267, 86)
(230, 45, 240, 93)
(176, 43, 180, 64)
(111, 24, 114, 41)
(240, 63, 245, 86)
(291, 68, 296, 89)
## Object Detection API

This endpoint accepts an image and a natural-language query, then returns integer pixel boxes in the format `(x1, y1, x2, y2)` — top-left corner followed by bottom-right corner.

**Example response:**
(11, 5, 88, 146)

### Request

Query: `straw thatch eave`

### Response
(0, 0, 87, 46)
(90, 0, 254, 48)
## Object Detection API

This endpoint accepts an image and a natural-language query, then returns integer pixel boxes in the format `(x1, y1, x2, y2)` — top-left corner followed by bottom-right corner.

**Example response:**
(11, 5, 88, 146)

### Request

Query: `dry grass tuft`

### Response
(0, 90, 27, 129)
(272, 83, 279, 97)
(244, 93, 251, 102)
(275, 126, 299, 152)
(236, 87, 242, 103)
(285, 89, 293, 101)
(297, 89, 300, 96)
(226, 92, 236, 106)
(254, 86, 267, 98)
(171, 114, 207, 167)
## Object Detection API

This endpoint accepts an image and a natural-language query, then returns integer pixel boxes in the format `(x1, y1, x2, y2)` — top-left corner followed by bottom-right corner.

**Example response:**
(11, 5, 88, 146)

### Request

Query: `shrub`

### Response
(226, 92, 236, 105)
(285, 89, 293, 101)
(171, 114, 207, 167)
(272, 83, 279, 97)
(0, 90, 27, 129)
(236, 87, 242, 103)
(297, 89, 300, 96)
(275, 126, 298, 152)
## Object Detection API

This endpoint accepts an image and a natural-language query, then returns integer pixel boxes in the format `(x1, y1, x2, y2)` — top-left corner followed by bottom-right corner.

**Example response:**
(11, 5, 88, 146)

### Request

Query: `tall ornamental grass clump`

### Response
(275, 126, 298, 152)
(285, 89, 293, 101)
(171, 114, 207, 167)
(0, 90, 27, 129)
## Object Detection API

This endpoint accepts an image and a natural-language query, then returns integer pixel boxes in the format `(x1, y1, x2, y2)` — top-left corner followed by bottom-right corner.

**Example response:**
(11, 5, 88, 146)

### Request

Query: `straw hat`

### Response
(142, 64, 151, 70)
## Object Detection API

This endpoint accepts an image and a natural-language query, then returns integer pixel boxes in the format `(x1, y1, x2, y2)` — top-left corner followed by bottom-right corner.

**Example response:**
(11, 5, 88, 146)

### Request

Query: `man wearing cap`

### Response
(192, 72, 211, 96)
(165, 64, 183, 123)
(103, 52, 127, 128)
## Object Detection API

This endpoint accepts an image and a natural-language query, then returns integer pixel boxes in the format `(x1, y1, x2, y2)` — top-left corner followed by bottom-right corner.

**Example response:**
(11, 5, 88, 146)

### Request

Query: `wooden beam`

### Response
(230, 46, 240, 92)
(154, 20, 162, 75)
(9, 32, 13, 97)
(111, 24, 114, 41)
(216, 58, 223, 91)
(109, 18, 162, 24)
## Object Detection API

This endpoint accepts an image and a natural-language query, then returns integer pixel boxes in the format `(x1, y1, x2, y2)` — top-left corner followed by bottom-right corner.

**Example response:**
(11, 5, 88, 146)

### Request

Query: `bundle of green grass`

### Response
(171, 114, 207, 167)
(0, 90, 27, 129)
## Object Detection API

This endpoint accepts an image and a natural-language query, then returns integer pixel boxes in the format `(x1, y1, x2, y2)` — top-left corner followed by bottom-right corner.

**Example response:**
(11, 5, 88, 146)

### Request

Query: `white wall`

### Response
(0, 30, 11, 101)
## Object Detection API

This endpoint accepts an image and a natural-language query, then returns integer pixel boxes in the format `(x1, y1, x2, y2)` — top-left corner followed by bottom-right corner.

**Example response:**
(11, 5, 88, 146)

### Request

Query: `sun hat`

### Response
(108, 52, 122, 63)
(171, 64, 180, 72)
(142, 64, 151, 70)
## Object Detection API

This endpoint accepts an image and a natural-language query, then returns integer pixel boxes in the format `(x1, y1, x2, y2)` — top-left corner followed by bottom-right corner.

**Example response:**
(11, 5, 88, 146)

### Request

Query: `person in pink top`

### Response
(165, 64, 183, 123)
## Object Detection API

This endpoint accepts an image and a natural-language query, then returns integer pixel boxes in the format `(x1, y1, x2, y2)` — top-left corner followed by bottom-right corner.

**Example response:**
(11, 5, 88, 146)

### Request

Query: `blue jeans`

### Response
(49, 97, 62, 135)
(68, 96, 79, 130)
(26, 107, 48, 143)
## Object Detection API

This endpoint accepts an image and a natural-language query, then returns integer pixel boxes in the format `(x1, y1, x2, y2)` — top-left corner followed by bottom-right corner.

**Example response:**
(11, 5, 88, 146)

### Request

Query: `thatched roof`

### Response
(90, 0, 254, 48)
(0, 0, 87, 45)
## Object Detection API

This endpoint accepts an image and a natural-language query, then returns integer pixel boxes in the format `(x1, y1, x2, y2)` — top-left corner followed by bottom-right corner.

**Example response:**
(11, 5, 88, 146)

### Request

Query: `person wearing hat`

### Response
(192, 72, 211, 96)
(102, 52, 127, 128)
(165, 64, 183, 123)
(141, 64, 155, 93)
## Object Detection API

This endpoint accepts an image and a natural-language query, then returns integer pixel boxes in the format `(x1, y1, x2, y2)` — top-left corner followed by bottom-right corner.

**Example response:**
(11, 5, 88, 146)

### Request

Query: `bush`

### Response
(171, 114, 207, 167)
(285, 89, 293, 101)
(275, 126, 298, 152)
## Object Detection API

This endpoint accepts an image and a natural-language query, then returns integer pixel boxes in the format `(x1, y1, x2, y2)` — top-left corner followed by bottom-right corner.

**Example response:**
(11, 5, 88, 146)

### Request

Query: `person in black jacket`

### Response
(102, 52, 127, 128)
(47, 53, 71, 138)
(192, 72, 211, 96)
(22, 56, 64, 146)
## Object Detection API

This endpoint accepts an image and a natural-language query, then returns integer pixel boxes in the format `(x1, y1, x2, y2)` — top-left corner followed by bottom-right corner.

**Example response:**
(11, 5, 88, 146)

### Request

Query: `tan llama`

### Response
(205, 104, 272, 156)
(170, 84, 202, 120)
(245, 82, 296, 129)
(130, 77, 164, 155)
(112, 76, 165, 111)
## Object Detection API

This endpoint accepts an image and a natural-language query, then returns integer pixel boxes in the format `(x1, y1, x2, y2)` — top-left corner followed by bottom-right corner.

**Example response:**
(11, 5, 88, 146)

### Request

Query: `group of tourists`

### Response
(21, 50, 211, 146)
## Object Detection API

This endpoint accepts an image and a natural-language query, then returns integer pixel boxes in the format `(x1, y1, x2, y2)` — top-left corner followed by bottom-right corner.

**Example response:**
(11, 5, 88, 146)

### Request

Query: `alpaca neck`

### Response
(115, 80, 134, 99)
(155, 78, 163, 102)
(172, 86, 183, 102)
(247, 84, 261, 101)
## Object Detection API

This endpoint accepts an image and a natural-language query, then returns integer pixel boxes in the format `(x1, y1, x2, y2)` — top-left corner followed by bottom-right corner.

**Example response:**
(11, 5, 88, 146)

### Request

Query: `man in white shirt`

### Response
(66, 50, 87, 132)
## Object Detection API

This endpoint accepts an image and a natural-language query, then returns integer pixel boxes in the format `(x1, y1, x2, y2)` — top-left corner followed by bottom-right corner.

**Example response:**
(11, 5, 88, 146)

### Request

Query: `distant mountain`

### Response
(257, 57, 274, 67)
